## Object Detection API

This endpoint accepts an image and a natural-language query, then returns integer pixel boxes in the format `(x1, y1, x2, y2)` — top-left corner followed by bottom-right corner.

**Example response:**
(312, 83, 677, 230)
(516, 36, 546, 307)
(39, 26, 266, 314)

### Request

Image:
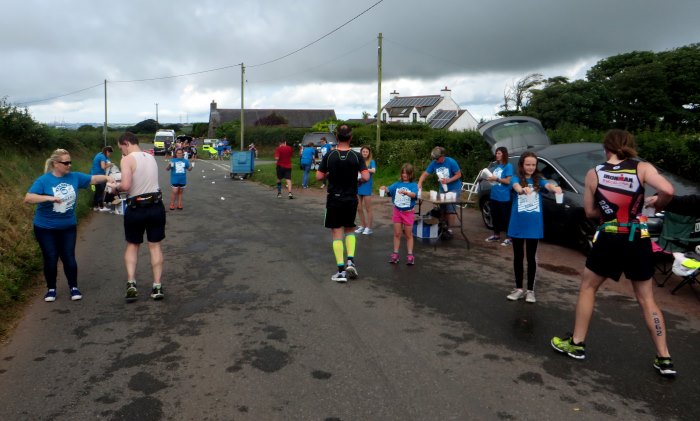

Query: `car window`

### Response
(537, 159, 574, 193)
(554, 150, 605, 186)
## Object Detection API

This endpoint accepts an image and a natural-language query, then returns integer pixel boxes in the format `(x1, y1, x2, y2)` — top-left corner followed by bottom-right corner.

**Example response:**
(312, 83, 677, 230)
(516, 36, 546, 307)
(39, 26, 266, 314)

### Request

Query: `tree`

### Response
(498, 73, 544, 116)
(126, 119, 159, 134)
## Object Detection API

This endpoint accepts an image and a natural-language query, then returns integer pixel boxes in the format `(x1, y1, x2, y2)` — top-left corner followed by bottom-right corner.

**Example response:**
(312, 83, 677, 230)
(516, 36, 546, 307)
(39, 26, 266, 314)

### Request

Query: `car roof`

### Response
(302, 132, 337, 145)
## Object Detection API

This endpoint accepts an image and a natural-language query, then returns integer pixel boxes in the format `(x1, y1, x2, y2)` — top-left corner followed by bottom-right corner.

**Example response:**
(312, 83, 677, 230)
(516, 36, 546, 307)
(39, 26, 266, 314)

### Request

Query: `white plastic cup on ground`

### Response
(440, 193, 446, 201)
(555, 192, 564, 204)
(430, 190, 438, 201)
(379, 187, 386, 197)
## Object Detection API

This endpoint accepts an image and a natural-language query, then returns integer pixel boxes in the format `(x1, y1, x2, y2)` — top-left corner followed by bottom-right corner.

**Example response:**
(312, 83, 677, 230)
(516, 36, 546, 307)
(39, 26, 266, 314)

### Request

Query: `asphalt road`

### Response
(0, 154, 698, 420)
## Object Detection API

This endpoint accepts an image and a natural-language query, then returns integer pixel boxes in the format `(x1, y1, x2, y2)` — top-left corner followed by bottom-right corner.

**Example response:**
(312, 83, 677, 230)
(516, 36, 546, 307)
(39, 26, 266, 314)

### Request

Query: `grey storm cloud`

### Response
(2, 0, 699, 122)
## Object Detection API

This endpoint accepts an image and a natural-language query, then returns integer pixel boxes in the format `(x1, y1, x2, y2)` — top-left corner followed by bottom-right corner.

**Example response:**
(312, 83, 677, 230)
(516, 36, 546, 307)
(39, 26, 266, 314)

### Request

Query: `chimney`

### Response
(390, 90, 400, 100)
(210, 100, 218, 112)
(440, 86, 451, 98)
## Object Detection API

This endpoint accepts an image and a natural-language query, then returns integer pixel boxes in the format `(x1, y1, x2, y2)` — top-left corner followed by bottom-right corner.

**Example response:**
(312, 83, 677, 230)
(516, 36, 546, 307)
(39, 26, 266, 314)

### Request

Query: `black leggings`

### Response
(512, 238, 539, 291)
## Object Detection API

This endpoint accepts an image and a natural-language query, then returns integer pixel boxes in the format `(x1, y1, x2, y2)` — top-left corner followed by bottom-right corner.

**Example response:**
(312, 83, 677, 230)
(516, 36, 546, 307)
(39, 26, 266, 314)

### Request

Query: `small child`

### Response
(166, 148, 193, 210)
(380, 163, 419, 265)
(506, 151, 562, 303)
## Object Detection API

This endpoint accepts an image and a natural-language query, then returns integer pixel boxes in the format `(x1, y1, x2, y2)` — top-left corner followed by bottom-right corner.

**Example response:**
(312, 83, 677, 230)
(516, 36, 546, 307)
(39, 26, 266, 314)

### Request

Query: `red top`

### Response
(274, 144, 293, 169)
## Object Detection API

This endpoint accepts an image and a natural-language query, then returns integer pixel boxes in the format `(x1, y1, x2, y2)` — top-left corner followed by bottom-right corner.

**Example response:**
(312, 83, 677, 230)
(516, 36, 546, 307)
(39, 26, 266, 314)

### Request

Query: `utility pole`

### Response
(240, 63, 245, 151)
(103, 79, 108, 147)
(155, 103, 159, 125)
(376, 32, 383, 153)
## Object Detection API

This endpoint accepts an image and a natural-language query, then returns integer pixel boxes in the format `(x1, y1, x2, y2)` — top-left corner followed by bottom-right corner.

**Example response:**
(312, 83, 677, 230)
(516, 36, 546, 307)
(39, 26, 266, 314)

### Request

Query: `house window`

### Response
(382, 113, 387, 122)
(412, 112, 417, 122)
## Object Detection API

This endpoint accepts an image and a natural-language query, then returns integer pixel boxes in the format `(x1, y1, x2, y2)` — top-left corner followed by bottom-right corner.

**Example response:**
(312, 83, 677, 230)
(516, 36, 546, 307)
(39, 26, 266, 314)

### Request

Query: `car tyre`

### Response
(480, 198, 494, 230)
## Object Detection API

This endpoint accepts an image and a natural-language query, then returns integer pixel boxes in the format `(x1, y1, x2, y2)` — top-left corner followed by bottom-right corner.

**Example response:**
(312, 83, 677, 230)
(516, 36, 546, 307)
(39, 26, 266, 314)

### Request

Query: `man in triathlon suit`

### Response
(115, 132, 166, 301)
(551, 129, 677, 377)
(316, 125, 369, 282)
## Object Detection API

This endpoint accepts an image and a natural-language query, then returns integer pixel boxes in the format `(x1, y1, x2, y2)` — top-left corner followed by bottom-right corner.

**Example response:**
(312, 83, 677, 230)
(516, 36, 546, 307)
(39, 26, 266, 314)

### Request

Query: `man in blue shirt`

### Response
(90, 146, 113, 211)
(417, 146, 463, 231)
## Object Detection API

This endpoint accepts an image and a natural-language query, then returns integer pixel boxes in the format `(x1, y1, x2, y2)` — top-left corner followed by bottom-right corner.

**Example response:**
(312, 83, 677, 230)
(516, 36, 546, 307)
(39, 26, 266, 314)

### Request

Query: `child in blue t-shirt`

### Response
(380, 163, 419, 265)
(166, 148, 193, 210)
(506, 151, 562, 303)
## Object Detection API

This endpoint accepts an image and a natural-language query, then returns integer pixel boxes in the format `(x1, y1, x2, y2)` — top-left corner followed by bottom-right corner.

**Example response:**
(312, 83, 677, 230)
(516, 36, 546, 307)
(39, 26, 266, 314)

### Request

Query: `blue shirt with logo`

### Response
(28, 172, 92, 229)
(507, 176, 552, 239)
(168, 158, 191, 185)
(425, 157, 462, 193)
(490, 162, 514, 202)
(387, 181, 418, 211)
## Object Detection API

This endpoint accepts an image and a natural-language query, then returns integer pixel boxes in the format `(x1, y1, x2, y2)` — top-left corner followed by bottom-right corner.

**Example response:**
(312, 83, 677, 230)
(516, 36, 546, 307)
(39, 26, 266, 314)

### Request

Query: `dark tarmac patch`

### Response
(516, 371, 544, 385)
(96, 394, 119, 404)
(110, 396, 163, 421)
(496, 411, 516, 420)
(33, 356, 46, 362)
(128, 371, 168, 394)
(62, 348, 76, 354)
(560, 394, 577, 403)
(539, 263, 579, 276)
(51, 309, 70, 314)
(234, 345, 290, 373)
(591, 401, 617, 416)
(311, 370, 332, 380)
(3, 356, 13, 361)
(263, 325, 287, 341)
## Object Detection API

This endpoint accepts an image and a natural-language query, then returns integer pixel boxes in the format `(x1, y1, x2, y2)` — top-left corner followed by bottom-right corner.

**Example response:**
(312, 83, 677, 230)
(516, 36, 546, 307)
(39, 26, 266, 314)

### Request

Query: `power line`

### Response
(13, 0, 385, 106)
(248, 0, 384, 68)
(15, 82, 104, 106)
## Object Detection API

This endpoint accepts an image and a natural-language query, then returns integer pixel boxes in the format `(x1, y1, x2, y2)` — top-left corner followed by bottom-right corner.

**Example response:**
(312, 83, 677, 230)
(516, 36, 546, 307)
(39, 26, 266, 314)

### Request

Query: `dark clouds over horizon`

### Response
(2, 0, 699, 123)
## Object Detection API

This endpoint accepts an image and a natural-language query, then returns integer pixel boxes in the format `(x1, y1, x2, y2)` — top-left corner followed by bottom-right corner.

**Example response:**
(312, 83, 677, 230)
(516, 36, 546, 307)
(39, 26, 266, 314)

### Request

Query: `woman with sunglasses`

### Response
(24, 149, 115, 302)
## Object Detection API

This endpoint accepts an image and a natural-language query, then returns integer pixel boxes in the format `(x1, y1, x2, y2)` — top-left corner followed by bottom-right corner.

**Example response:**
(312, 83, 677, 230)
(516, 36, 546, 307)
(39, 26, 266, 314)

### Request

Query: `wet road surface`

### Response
(1, 156, 698, 420)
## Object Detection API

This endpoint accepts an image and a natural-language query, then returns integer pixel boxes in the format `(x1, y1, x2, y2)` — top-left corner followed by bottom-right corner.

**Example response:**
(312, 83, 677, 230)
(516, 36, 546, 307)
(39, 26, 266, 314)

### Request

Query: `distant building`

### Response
(380, 87, 478, 131)
(208, 101, 336, 138)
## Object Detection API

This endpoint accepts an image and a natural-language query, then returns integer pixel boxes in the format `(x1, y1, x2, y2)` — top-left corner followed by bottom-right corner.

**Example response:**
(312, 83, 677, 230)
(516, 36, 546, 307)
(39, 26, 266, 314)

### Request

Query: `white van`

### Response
(153, 129, 176, 155)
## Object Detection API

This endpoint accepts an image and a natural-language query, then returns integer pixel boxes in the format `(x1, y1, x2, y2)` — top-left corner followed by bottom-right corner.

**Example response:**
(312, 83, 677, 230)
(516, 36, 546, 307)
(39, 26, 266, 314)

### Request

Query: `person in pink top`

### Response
(274, 138, 294, 199)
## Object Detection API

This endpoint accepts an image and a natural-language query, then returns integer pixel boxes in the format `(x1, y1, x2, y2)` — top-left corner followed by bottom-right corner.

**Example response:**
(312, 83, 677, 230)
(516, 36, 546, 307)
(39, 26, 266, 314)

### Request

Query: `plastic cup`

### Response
(379, 188, 386, 197)
(555, 192, 563, 204)
(440, 193, 446, 201)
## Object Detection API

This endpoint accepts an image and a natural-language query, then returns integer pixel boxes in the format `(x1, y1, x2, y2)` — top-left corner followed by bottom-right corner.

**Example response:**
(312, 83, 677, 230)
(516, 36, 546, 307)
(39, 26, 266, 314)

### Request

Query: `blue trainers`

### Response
(44, 289, 57, 302)
(70, 287, 83, 301)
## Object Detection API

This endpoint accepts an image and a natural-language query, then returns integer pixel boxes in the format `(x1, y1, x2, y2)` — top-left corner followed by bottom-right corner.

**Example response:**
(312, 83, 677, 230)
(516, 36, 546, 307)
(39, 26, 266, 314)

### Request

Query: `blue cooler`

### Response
(413, 216, 438, 238)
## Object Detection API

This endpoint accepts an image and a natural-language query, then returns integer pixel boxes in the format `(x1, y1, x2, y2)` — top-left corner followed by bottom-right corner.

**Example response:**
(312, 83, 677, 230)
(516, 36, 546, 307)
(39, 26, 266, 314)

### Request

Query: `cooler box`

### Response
(230, 150, 255, 179)
(413, 216, 439, 238)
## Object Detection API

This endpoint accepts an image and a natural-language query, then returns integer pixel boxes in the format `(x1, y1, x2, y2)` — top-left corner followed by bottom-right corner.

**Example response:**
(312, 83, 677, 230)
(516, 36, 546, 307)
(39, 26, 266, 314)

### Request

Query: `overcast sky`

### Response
(2, 0, 699, 125)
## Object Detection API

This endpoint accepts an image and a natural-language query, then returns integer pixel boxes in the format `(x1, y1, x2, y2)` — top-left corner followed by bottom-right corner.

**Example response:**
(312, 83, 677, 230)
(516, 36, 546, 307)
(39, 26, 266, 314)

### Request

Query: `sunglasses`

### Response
(58, 161, 72, 165)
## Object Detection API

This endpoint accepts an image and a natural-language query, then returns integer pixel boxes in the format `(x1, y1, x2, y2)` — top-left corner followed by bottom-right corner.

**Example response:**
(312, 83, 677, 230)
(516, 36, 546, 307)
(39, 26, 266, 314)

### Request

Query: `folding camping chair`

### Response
(670, 252, 700, 294)
(461, 168, 489, 207)
(654, 211, 700, 289)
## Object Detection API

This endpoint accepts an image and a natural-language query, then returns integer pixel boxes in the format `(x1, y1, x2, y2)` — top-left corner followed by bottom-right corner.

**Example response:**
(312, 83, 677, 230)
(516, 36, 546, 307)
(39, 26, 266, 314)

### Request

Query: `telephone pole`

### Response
(103, 80, 108, 147)
(376, 32, 382, 153)
(240, 63, 245, 151)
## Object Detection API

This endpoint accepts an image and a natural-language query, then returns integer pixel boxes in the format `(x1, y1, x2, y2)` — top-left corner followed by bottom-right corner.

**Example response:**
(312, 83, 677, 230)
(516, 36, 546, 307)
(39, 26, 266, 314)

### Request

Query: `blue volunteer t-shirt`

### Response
(357, 160, 376, 196)
(300, 147, 316, 165)
(90, 152, 109, 175)
(507, 176, 552, 239)
(28, 172, 92, 229)
(490, 162, 514, 202)
(169, 158, 191, 185)
(387, 181, 418, 211)
(425, 157, 462, 193)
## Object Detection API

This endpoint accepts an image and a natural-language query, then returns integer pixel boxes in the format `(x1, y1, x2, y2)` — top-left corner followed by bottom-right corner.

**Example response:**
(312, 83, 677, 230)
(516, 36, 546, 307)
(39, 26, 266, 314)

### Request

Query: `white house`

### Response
(380, 87, 478, 131)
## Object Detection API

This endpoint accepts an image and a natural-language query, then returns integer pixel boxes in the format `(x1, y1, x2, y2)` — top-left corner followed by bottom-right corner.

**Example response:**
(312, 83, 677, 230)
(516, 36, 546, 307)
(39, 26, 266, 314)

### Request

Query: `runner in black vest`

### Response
(551, 129, 678, 377)
(316, 125, 369, 282)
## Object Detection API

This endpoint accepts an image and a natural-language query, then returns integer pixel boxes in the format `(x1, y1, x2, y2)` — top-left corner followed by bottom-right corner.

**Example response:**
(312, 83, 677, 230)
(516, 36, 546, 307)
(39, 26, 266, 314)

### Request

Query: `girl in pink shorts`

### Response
(381, 163, 419, 265)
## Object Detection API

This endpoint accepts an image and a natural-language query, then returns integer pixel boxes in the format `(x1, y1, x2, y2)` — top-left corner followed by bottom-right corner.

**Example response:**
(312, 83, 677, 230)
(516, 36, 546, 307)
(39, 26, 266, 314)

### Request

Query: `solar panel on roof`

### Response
(386, 96, 440, 108)
(428, 110, 457, 129)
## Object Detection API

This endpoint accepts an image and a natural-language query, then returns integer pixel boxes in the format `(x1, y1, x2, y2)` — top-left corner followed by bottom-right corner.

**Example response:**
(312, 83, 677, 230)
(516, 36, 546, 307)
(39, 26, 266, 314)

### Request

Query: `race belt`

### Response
(126, 192, 162, 208)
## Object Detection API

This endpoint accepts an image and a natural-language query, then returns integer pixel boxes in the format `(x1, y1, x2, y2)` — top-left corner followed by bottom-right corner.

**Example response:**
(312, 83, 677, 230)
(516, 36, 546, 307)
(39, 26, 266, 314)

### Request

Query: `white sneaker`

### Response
(331, 271, 348, 283)
(362, 227, 373, 235)
(355, 226, 365, 234)
(525, 290, 536, 303)
(346, 262, 358, 279)
(507, 289, 525, 301)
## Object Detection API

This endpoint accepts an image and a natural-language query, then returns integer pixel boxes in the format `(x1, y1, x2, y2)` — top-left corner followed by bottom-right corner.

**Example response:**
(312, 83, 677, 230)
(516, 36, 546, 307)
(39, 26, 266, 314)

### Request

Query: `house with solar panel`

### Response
(380, 87, 479, 131)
